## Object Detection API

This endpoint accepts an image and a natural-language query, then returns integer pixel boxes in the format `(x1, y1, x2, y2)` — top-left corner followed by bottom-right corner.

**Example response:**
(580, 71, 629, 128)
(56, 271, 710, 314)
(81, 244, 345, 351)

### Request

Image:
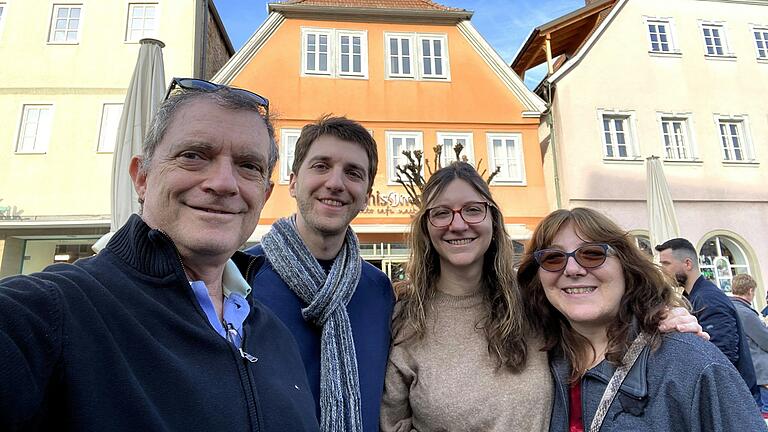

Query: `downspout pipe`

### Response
(544, 80, 563, 209)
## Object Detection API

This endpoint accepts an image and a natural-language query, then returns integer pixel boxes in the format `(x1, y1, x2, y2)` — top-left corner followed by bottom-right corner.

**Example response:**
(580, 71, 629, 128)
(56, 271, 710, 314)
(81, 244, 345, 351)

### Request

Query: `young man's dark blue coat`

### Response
(247, 244, 394, 432)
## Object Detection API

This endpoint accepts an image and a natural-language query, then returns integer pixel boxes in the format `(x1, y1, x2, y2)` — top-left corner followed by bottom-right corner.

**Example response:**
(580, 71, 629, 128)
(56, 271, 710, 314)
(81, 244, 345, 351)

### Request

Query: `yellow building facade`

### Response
(214, 0, 550, 279)
(0, 0, 232, 276)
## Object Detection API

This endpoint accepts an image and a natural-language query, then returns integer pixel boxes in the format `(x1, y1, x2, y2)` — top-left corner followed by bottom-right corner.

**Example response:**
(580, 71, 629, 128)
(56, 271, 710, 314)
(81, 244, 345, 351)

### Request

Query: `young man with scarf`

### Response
(247, 116, 394, 432)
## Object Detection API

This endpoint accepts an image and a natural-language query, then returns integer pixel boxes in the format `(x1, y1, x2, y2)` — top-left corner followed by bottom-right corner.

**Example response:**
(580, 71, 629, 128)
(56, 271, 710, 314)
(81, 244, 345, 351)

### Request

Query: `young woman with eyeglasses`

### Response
(516, 207, 766, 431)
(380, 162, 552, 431)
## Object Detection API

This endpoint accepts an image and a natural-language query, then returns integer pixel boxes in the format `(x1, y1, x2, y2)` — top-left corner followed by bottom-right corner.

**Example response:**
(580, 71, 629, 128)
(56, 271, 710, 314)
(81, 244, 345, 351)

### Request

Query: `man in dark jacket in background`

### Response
(657, 238, 759, 401)
(0, 82, 319, 431)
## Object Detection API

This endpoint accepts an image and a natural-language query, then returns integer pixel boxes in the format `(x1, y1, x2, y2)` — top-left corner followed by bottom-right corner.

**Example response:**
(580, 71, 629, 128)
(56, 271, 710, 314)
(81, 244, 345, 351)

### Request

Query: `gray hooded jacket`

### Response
(549, 332, 766, 431)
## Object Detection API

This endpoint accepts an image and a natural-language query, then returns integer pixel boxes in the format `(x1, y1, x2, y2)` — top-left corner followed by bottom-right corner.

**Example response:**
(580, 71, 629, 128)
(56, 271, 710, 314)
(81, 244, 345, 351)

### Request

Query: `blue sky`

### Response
(215, 0, 585, 88)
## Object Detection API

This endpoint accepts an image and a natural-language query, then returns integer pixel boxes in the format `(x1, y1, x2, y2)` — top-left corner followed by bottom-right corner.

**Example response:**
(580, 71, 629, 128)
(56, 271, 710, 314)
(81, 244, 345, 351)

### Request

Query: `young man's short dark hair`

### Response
(291, 115, 378, 192)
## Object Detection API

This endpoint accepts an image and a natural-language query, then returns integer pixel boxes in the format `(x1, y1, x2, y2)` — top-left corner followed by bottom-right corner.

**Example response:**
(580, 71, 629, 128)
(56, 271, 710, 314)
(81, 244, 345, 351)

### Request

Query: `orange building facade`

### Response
(213, 0, 548, 278)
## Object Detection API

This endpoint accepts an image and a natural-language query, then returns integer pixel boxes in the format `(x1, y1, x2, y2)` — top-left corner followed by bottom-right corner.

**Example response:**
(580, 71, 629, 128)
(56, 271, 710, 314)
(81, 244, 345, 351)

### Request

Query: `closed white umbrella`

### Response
(646, 155, 680, 252)
(93, 38, 165, 252)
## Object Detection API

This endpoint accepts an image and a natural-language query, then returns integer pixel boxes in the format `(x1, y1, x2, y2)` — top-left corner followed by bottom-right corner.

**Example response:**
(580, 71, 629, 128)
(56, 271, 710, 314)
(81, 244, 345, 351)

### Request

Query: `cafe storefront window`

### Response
(21, 238, 98, 274)
(698, 235, 751, 293)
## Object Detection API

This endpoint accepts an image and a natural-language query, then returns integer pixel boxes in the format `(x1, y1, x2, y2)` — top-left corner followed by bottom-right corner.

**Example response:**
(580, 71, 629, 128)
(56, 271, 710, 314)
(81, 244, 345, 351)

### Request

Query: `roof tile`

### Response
(274, 0, 465, 12)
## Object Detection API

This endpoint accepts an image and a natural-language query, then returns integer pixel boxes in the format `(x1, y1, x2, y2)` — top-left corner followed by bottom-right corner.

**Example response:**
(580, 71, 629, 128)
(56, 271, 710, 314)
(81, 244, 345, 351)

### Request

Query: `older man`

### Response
(0, 80, 318, 431)
(731, 274, 768, 416)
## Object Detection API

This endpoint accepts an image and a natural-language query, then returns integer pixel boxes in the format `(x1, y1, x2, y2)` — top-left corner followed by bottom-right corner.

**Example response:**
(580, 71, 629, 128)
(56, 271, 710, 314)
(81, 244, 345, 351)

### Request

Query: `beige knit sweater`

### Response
(380, 289, 553, 432)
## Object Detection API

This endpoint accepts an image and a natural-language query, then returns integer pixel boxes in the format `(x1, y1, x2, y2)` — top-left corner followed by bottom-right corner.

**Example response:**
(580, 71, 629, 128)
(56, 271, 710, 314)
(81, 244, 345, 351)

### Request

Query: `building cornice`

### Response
(211, 12, 286, 84)
(456, 21, 545, 114)
(267, 4, 472, 23)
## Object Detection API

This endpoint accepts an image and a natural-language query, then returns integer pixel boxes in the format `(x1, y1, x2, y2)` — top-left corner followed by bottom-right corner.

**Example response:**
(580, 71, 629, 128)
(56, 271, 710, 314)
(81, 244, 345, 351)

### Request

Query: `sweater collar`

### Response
(105, 214, 263, 282)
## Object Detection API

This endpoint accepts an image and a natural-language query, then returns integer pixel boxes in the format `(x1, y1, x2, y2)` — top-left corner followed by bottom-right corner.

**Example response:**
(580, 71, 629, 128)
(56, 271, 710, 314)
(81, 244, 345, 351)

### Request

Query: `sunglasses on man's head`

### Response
(164, 77, 269, 114)
(534, 243, 615, 272)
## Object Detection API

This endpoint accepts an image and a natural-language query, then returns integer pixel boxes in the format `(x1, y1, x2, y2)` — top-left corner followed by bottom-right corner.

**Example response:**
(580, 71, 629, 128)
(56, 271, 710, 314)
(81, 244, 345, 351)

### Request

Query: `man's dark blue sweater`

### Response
(0, 215, 319, 431)
(246, 244, 394, 432)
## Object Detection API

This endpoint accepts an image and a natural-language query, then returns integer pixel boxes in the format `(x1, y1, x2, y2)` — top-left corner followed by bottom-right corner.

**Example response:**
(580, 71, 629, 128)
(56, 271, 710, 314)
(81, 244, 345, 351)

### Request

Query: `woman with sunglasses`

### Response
(517, 207, 766, 431)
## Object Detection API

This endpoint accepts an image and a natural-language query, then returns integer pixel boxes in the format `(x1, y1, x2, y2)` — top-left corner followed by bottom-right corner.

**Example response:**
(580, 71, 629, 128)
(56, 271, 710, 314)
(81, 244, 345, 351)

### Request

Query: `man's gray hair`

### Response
(140, 87, 278, 177)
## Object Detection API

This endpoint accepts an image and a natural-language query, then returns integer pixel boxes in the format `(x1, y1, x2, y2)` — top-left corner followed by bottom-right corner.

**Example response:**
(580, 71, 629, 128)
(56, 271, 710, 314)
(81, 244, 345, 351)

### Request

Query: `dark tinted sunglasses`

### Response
(164, 77, 269, 114)
(534, 243, 615, 272)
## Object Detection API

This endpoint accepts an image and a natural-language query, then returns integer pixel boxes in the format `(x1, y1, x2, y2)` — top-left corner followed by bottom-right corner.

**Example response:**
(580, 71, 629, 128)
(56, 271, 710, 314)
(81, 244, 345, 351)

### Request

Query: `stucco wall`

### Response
(549, 0, 768, 294)
(0, 0, 200, 219)
(229, 16, 548, 229)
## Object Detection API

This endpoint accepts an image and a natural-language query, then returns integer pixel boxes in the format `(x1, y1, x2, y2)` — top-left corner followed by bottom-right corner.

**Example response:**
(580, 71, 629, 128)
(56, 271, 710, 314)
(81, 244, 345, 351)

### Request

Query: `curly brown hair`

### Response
(516, 207, 685, 381)
(392, 162, 529, 371)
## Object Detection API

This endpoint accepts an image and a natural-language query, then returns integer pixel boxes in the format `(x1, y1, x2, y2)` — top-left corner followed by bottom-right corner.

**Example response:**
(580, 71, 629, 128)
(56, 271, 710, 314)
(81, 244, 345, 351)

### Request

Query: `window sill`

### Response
(662, 158, 703, 166)
(648, 50, 682, 58)
(14, 151, 47, 155)
(385, 76, 450, 82)
(47, 41, 80, 45)
(757, 58, 768, 64)
(300, 71, 333, 78)
(489, 180, 527, 186)
(722, 160, 759, 167)
(704, 54, 737, 61)
(602, 157, 644, 164)
(337, 74, 369, 80)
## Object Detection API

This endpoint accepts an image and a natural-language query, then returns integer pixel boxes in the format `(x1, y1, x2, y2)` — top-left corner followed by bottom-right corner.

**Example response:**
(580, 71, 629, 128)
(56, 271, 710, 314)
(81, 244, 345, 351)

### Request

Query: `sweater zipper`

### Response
(158, 230, 261, 432)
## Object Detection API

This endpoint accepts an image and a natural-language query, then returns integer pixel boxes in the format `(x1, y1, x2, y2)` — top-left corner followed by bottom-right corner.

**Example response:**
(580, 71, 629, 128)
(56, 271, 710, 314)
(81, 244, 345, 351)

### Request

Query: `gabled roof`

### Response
(510, 0, 617, 77)
(267, 0, 472, 21)
(212, 4, 544, 114)
(208, 0, 234, 56)
(272, 0, 464, 11)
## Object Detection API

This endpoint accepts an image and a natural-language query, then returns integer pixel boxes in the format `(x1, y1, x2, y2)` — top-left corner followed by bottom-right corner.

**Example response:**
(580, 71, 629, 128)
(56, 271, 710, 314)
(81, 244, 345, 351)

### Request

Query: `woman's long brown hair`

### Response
(392, 162, 529, 371)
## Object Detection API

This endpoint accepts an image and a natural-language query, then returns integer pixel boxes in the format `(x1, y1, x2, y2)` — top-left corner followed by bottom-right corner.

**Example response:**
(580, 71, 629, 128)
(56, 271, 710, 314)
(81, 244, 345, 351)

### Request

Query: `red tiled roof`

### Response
(273, 0, 465, 12)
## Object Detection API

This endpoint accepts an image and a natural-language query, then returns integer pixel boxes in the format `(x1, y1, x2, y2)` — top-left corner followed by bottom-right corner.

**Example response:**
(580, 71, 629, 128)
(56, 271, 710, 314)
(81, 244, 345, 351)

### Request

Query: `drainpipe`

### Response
(544, 80, 562, 209)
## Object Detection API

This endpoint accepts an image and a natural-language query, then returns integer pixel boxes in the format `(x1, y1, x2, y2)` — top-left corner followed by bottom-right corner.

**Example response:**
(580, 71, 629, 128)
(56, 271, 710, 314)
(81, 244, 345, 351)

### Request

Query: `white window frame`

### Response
(337, 30, 368, 78)
(644, 17, 679, 55)
(385, 32, 450, 81)
(751, 25, 768, 60)
(386, 131, 423, 184)
(301, 27, 332, 76)
(417, 34, 450, 80)
(279, 128, 301, 183)
(385, 33, 415, 78)
(96, 103, 124, 153)
(699, 21, 734, 58)
(301, 27, 368, 79)
(597, 109, 640, 160)
(15, 104, 54, 154)
(486, 133, 526, 185)
(436, 132, 474, 167)
(657, 113, 697, 161)
(0, 3, 8, 39)
(48, 4, 83, 44)
(125, 3, 159, 43)
(714, 114, 756, 162)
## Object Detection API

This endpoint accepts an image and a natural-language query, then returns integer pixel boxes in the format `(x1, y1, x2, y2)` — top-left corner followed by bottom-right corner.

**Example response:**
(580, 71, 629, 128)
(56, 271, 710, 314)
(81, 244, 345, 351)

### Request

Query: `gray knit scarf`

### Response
(261, 216, 363, 432)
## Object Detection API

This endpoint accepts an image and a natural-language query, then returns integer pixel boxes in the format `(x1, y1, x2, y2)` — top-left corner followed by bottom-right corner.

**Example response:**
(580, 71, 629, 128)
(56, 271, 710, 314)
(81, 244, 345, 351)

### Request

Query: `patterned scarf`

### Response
(261, 216, 363, 432)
